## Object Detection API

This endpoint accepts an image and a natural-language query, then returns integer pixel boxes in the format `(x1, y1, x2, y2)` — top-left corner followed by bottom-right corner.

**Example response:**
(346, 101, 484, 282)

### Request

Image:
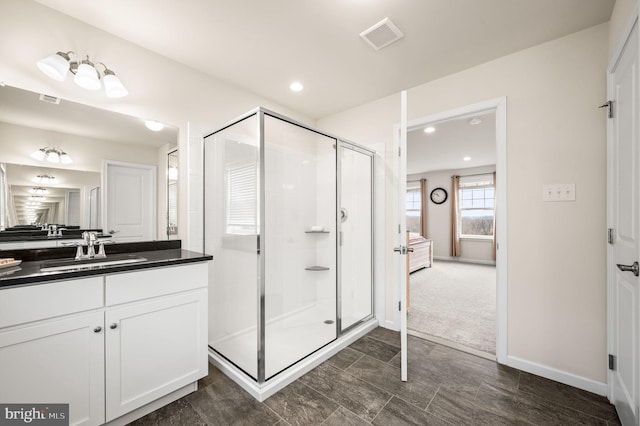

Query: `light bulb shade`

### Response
(46, 150, 60, 163)
(30, 149, 46, 161)
(103, 73, 128, 98)
(74, 62, 101, 90)
(36, 52, 71, 82)
(60, 153, 72, 164)
(145, 120, 164, 131)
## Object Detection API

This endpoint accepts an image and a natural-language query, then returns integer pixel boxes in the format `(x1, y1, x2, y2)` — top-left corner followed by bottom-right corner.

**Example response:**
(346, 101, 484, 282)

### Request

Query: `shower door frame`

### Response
(204, 107, 376, 386)
(336, 140, 375, 334)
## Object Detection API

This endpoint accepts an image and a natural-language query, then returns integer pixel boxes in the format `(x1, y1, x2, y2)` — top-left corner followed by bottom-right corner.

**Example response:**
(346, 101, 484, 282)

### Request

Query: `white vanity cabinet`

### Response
(0, 261, 209, 426)
(103, 264, 208, 422)
(0, 277, 106, 426)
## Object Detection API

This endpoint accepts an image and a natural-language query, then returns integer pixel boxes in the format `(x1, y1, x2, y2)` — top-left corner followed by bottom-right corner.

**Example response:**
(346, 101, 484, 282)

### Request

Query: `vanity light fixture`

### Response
(36, 51, 128, 98)
(144, 120, 165, 132)
(463, 156, 471, 161)
(424, 126, 436, 134)
(31, 147, 72, 164)
(32, 174, 58, 185)
(29, 187, 49, 195)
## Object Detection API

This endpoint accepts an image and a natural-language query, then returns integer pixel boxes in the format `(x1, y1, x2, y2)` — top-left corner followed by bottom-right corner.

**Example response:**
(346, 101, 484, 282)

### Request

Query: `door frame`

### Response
(607, 5, 640, 410)
(393, 96, 508, 363)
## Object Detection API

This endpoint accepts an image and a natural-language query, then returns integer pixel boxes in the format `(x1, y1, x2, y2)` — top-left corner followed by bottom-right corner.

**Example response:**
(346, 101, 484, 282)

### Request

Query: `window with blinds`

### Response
(226, 164, 257, 235)
(459, 174, 494, 238)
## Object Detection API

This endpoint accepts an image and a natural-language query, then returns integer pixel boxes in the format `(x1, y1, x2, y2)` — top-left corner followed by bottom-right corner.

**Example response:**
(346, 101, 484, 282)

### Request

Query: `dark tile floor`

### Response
(129, 328, 621, 425)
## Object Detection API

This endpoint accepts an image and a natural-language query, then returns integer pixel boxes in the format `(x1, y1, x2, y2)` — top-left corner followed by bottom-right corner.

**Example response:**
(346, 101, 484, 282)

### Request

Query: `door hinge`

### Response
(398, 301, 401, 311)
(609, 354, 616, 370)
(608, 228, 615, 245)
(398, 224, 401, 234)
(599, 101, 613, 118)
(398, 146, 401, 157)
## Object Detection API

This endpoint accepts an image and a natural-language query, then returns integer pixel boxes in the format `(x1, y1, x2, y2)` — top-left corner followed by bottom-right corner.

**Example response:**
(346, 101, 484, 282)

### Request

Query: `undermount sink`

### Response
(40, 254, 148, 272)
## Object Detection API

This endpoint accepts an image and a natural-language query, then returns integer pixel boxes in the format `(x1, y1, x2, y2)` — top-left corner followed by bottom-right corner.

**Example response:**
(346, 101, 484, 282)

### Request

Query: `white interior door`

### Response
(65, 190, 80, 226)
(394, 91, 408, 381)
(88, 186, 100, 229)
(608, 20, 639, 426)
(104, 161, 156, 242)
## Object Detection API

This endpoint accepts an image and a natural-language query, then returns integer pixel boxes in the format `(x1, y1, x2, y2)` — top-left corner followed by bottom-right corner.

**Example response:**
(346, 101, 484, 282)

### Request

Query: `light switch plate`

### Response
(543, 184, 576, 202)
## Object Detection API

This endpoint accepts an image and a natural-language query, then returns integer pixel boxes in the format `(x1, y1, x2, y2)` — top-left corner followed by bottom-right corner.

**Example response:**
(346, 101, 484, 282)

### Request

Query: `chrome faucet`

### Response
(64, 232, 112, 260)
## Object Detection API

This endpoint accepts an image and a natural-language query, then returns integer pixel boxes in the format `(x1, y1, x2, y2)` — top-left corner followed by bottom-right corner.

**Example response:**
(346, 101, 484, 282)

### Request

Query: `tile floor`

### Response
(129, 328, 621, 425)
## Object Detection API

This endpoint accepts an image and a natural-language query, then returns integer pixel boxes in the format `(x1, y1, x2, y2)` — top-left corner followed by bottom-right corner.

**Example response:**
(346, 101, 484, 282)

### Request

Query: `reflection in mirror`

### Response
(5, 163, 100, 226)
(0, 84, 178, 240)
(167, 149, 178, 239)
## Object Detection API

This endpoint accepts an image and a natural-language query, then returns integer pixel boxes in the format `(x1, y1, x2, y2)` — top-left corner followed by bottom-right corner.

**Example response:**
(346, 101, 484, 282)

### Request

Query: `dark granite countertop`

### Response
(0, 229, 110, 242)
(0, 240, 212, 289)
(0, 234, 112, 242)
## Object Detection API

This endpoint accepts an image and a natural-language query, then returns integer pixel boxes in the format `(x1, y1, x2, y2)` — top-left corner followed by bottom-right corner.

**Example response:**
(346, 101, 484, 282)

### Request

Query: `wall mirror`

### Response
(0, 84, 178, 243)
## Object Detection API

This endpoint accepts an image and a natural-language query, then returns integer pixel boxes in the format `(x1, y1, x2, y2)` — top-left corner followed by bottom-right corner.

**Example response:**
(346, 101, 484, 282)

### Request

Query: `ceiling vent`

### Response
(360, 17, 404, 51)
(39, 93, 61, 105)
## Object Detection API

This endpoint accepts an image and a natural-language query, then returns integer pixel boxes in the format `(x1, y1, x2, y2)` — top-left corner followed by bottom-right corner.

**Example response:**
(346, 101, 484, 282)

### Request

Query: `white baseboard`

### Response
(383, 319, 399, 331)
(504, 355, 607, 396)
(377, 323, 608, 398)
(433, 256, 496, 266)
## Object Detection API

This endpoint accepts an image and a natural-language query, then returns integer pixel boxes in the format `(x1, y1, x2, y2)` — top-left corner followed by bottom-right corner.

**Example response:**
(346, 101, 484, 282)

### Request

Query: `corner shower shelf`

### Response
(305, 266, 330, 271)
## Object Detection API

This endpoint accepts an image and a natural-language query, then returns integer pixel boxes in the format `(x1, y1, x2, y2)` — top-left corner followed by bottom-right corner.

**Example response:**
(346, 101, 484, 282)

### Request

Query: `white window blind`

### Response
(226, 164, 257, 235)
(459, 173, 494, 237)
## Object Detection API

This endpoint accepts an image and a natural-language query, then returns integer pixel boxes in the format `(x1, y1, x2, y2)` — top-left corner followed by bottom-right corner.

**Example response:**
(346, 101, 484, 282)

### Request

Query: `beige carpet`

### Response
(408, 260, 496, 355)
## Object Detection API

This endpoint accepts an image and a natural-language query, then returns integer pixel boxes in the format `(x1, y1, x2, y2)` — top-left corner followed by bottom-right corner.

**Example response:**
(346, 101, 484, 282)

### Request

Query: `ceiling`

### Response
(407, 112, 496, 175)
(33, 0, 614, 120)
(0, 85, 177, 147)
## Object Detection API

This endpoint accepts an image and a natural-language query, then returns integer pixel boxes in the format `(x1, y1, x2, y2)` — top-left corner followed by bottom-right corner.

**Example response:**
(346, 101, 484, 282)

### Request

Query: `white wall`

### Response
(318, 24, 609, 385)
(408, 165, 496, 263)
(609, 0, 637, 54)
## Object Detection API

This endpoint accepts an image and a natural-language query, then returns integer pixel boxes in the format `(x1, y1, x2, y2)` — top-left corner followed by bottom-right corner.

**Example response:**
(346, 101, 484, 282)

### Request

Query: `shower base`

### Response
(208, 317, 378, 401)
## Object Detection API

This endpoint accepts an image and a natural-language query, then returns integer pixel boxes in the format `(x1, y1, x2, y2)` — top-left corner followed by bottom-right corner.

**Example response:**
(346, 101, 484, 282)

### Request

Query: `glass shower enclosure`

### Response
(204, 108, 373, 388)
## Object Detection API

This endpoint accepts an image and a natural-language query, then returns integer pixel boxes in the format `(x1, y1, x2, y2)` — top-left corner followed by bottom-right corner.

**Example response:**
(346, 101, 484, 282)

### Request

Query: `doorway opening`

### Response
(403, 99, 507, 361)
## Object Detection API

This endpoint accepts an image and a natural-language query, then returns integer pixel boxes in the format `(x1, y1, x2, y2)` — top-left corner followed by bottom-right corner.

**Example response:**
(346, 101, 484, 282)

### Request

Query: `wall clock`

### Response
(430, 187, 448, 204)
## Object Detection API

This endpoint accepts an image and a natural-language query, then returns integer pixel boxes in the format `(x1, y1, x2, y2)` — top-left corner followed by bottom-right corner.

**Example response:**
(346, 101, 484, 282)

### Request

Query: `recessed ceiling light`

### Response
(290, 81, 304, 92)
(424, 126, 435, 134)
(145, 120, 164, 132)
(463, 156, 471, 161)
(469, 118, 482, 125)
